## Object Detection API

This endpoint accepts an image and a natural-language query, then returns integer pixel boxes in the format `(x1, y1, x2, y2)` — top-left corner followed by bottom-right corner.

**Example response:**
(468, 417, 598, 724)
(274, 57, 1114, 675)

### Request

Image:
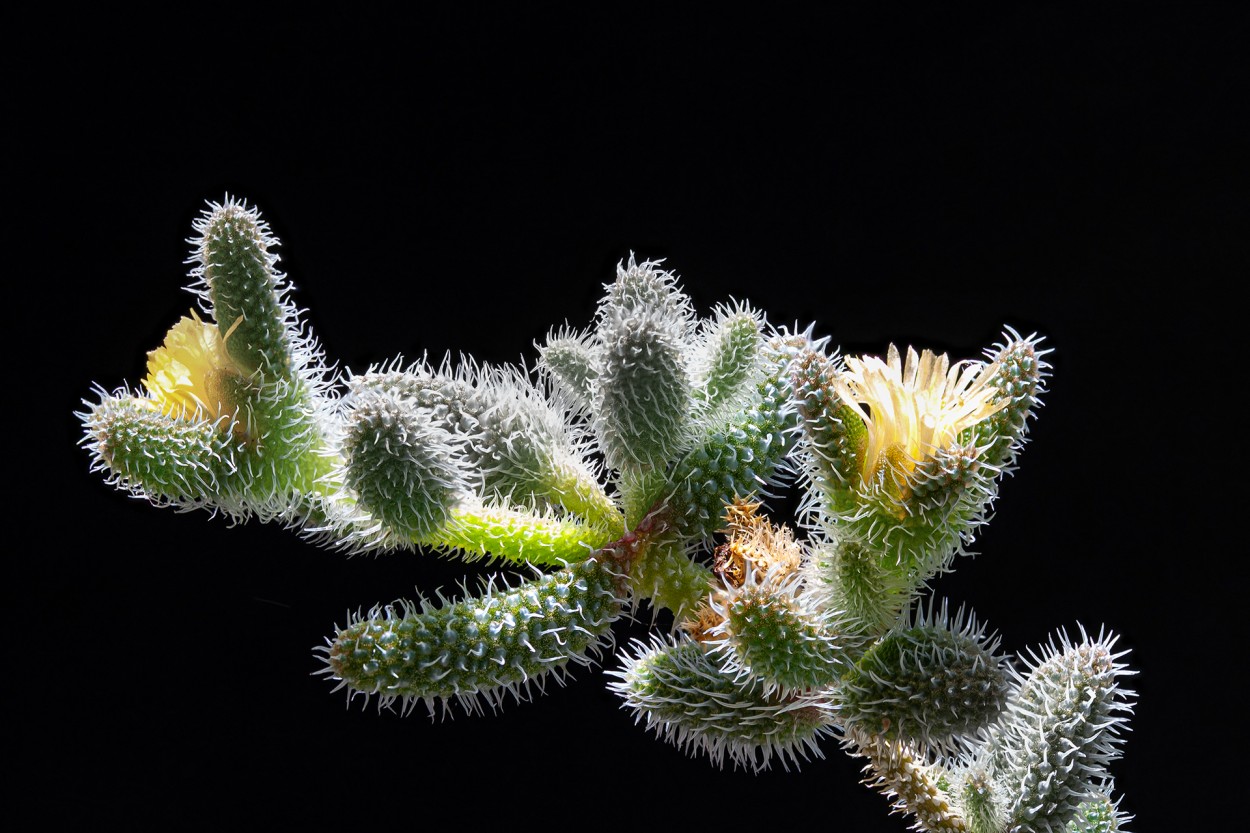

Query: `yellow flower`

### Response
(835, 344, 1005, 494)
(142, 311, 244, 423)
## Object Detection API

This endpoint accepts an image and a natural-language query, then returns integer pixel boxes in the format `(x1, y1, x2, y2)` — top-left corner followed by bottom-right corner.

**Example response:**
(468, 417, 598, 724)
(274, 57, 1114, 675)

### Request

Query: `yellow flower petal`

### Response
(141, 311, 242, 423)
(835, 344, 1006, 491)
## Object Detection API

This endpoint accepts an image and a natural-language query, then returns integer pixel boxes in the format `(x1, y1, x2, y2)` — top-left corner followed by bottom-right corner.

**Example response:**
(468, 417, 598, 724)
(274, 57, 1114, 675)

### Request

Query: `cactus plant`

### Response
(79, 197, 1136, 831)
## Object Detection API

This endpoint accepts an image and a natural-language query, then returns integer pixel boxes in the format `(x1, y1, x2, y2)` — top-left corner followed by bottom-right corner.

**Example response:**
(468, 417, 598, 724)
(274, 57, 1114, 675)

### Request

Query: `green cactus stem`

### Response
(608, 634, 837, 772)
(319, 554, 627, 715)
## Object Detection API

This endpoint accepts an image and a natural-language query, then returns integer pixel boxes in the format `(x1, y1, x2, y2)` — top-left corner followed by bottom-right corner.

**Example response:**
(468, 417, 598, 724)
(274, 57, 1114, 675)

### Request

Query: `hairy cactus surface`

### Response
(79, 198, 1136, 832)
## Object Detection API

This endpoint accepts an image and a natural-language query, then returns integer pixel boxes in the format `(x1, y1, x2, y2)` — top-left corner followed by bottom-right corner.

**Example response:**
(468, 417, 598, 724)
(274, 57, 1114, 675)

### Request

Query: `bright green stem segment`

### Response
(198, 202, 294, 379)
(326, 557, 624, 710)
(428, 503, 612, 565)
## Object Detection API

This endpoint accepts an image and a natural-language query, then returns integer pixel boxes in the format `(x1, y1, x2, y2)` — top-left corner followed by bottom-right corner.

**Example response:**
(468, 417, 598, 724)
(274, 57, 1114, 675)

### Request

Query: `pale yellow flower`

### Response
(142, 311, 243, 423)
(835, 344, 1005, 493)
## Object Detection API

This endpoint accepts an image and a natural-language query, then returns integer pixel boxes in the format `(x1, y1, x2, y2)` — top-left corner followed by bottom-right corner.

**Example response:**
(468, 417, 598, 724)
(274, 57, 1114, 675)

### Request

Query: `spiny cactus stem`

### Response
(849, 727, 968, 833)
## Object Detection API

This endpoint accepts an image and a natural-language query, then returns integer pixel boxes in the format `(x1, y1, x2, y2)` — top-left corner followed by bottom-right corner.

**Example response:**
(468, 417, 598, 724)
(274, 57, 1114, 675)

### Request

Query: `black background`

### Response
(18, 6, 1243, 829)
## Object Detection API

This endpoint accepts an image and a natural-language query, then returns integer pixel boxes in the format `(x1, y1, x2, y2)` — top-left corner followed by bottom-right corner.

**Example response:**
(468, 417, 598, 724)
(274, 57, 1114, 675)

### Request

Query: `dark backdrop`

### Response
(19, 6, 1242, 829)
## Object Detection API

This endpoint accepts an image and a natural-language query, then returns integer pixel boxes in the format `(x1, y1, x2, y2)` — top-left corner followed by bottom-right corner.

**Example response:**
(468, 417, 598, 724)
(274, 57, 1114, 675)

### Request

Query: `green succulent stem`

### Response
(322, 555, 626, 713)
(629, 534, 715, 620)
(542, 460, 623, 532)
(850, 729, 968, 833)
(428, 503, 612, 566)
